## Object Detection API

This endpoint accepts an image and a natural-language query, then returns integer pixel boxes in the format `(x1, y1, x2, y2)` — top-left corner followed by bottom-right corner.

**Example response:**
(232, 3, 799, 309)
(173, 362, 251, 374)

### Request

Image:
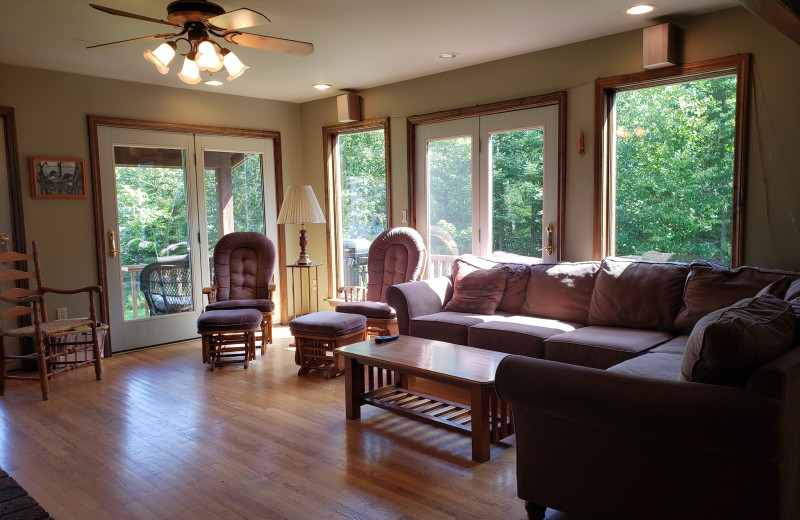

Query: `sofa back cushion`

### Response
(442, 260, 509, 315)
(673, 261, 796, 334)
(521, 261, 600, 324)
(680, 295, 797, 388)
(457, 254, 531, 314)
(588, 258, 689, 332)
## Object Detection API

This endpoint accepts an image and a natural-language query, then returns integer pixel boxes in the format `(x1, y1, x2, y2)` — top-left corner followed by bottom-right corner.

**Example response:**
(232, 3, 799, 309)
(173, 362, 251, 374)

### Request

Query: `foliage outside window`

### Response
(595, 55, 749, 267)
(323, 118, 390, 297)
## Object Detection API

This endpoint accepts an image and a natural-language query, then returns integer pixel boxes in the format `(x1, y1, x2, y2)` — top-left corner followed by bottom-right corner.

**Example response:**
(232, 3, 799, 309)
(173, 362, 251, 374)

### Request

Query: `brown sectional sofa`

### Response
(385, 255, 800, 520)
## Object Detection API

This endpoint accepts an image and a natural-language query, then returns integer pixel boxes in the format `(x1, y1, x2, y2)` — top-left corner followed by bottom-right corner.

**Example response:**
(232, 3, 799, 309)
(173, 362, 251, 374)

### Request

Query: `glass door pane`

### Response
(427, 136, 472, 277)
(203, 150, 265, 279)
(488, 128, 545, 257)
(336, 130, 387, 287)
(113, 146, 194, 321)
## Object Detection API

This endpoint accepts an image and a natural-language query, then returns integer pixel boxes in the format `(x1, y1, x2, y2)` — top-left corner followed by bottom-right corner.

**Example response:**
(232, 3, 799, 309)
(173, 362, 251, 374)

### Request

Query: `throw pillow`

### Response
(756, 276, 791, 298)
(455, 255, 531, 313)
(443, 260, 509, 315)
(673, 261, 793, 334)
(680, 295, 797, 388)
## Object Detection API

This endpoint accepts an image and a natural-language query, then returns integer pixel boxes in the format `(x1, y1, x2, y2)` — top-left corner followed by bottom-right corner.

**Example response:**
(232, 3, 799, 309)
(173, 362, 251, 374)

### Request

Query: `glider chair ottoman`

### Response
(290, 311, 367, 378)
(197, 308, 263, 370)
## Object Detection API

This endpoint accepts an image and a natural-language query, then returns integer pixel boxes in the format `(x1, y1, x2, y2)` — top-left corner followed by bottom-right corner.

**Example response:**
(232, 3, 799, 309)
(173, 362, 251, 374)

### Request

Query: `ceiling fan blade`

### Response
(223, 32, 314, 57)
(90, 4, 182, 29)
(206, 8, 270, 31)
(87, 33, 177, 49)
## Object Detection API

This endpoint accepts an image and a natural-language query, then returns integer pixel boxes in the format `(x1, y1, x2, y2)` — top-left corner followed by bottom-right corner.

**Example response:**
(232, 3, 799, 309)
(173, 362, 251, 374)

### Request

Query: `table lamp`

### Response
(276, 185, 326, 265)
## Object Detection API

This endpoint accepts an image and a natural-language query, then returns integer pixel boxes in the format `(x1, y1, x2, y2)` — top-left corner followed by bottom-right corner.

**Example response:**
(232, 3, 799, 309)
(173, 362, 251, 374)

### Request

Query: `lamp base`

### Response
(295, 226, 313, 265)
(295, 252, 313, 265)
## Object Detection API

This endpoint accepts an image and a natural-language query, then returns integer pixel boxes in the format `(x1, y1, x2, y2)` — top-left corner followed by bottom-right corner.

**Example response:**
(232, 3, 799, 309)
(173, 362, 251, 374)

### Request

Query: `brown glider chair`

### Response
(203, 232, 276, 355)
(1, 241, 104, 400)
(336, 227, 426, 337)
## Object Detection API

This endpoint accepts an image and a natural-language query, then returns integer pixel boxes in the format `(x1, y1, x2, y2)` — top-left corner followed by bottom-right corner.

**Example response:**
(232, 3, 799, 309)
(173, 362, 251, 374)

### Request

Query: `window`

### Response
(595, 54, 749, 266)
(323, 118, 390, 298)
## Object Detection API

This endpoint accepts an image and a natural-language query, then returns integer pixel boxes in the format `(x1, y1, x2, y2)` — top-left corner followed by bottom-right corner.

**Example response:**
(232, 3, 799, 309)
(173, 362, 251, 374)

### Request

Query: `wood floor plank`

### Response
(0, 327, 524, 519)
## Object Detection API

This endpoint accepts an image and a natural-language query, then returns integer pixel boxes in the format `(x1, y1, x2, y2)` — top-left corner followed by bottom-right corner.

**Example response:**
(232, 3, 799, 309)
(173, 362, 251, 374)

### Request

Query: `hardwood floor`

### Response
(0, 326, 528, 520)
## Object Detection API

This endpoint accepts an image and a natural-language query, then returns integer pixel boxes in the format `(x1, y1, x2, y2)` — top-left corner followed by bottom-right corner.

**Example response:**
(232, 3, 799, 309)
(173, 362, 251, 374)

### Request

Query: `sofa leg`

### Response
(524, 501, 547, 520)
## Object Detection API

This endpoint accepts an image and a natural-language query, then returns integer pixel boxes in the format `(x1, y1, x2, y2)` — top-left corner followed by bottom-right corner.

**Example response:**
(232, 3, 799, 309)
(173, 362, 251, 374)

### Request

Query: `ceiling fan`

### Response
(88, 0, 314, 84)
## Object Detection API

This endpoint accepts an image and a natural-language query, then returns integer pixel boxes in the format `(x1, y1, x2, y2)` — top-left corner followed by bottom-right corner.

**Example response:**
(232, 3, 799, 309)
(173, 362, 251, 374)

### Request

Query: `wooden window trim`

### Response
(322, 117, 391, 300)
(593, 54, 750, 266)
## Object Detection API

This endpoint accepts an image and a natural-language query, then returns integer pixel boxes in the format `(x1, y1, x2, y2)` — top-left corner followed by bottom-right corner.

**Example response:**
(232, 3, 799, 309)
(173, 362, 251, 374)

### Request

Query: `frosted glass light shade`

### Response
(277, 186, 326, 225)
(143, 42, 176, 74)
(196, 40, 223, 72)
(177, 57, 202, 84)
(222, 50, 248, 81)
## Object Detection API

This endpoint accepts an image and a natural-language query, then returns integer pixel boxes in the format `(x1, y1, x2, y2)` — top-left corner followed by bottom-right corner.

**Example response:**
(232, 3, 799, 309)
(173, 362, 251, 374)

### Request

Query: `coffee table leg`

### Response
(345, 356, 363, 420)
(470, 385, 491, 462)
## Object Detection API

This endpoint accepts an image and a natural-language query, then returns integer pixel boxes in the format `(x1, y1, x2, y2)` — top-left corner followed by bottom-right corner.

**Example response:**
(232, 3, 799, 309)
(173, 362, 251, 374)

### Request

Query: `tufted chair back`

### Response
(213, 232, 276, 302)
(365, 227, 426, 303)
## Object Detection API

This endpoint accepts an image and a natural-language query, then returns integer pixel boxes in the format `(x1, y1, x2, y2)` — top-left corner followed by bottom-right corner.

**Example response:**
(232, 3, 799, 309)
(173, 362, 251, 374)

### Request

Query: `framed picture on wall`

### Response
(29, 156, 86, 199)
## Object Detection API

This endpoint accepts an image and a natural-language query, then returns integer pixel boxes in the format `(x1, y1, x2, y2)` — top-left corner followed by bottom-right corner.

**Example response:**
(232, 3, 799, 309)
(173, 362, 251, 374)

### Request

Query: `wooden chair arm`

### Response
(203, 284, 217, 304)
(39, 285, 102, 295)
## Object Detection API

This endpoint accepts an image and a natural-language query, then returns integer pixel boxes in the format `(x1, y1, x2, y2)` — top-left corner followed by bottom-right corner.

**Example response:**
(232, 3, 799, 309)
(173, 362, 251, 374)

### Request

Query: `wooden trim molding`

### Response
(321, 117, 391, 300)
(407, 91, 568, 260)
(87, 116, 286, 348)
(593, 54, 750, 266)
(1, 107, 26, 255)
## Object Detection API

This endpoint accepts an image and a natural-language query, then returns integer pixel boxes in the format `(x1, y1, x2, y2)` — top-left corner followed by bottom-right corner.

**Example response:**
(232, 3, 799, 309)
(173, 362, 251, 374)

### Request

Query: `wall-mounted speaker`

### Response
(337, 94, 361, 123)
(643, 23, 679, 70)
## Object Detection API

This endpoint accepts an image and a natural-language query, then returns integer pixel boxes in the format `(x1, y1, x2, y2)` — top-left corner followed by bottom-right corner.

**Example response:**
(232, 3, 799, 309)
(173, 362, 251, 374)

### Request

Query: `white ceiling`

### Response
(1, 0, 738, 103)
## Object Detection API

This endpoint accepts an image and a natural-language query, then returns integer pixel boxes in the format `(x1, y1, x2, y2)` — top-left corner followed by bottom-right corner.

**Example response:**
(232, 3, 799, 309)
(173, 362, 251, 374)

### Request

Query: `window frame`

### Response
(322, 117, 391, 300)
(593, 54, 750, 266)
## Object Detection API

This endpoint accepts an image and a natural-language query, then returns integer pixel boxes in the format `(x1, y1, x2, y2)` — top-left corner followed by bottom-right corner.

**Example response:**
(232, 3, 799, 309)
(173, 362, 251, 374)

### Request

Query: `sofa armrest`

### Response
(495, 356, 786, 519)
(385, 276, 453, 335)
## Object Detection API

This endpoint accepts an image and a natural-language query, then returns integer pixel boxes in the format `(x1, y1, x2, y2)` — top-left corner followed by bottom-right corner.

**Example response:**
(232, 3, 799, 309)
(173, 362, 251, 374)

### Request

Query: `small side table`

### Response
(287, 263, 321, 319)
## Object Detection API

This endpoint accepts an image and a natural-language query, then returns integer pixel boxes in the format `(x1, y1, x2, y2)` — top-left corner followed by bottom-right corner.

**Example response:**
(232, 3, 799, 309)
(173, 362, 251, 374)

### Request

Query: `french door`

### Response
(415, 105, 561, 276)
(97, 126, 278, 352)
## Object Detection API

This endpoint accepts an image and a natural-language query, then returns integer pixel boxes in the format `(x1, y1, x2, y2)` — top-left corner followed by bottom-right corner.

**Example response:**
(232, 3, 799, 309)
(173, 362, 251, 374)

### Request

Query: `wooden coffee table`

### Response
(335, 336, 513, 462)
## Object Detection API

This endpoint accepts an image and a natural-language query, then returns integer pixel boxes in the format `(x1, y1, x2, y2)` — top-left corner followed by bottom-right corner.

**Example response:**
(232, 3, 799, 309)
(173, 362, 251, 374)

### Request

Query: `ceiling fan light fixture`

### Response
(195, 40, 224, 72)
(143, 41, 177, 74)
(222, 49, 248, 80)
(177, 56, 202, 84)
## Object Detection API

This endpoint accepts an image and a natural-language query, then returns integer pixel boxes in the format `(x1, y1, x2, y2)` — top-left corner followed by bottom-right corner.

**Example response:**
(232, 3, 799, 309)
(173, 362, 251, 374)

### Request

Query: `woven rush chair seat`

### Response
(197, 308, 263, 371)
(290, 311, 367, 378)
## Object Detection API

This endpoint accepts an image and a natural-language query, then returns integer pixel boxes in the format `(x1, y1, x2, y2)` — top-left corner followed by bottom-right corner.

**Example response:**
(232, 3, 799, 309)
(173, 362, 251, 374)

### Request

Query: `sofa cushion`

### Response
(674, 261, 795, 334)
(608, 353, 684, 381)
(442, 260, 508, 315)
(785, 278, 800, 301)
(468, 314, 582, 358)
(409, 311, 500, 345)
(521, 261, 600, 324)
(588, 258, 689, 332)
(680, 295, 797, 388)
(650, 334, 689, 355)
(458, 254, 531, 313)
(544, 326, 674, 370)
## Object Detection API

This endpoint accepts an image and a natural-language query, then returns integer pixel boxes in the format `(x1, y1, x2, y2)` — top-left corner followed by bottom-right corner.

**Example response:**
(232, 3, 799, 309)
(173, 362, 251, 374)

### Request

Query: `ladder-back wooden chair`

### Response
(336, 227, 427, 337)
(0, 241, 103, 400)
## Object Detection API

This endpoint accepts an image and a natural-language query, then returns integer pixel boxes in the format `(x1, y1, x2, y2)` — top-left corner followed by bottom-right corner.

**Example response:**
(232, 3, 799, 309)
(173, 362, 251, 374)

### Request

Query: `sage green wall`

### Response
(0, 65, 302, 317)
(299, 6, 800, 279)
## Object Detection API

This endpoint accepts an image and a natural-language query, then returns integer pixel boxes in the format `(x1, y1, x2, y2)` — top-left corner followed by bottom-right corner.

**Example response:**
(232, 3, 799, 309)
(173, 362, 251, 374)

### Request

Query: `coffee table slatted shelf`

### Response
(337, 336, 514, 462)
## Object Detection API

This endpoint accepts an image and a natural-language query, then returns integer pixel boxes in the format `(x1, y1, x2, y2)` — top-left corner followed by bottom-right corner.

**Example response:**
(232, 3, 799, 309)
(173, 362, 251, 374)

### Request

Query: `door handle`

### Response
(0, 232, 7, 252)
(107, 230, 121, 258)
(545, 223, 554, 256)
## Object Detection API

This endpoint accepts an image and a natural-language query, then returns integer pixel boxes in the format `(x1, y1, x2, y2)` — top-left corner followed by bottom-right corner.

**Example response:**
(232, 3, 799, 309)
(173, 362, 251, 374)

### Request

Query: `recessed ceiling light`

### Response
(438, 52, 460, 59)
(626, 4, 657, 15)
(313, 83, 331, 90)
(205, 80, 223, 86)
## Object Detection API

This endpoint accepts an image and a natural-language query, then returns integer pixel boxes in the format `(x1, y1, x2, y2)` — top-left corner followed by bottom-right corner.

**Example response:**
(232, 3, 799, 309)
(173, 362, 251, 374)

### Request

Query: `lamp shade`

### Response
(277, 185, 326, 225)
